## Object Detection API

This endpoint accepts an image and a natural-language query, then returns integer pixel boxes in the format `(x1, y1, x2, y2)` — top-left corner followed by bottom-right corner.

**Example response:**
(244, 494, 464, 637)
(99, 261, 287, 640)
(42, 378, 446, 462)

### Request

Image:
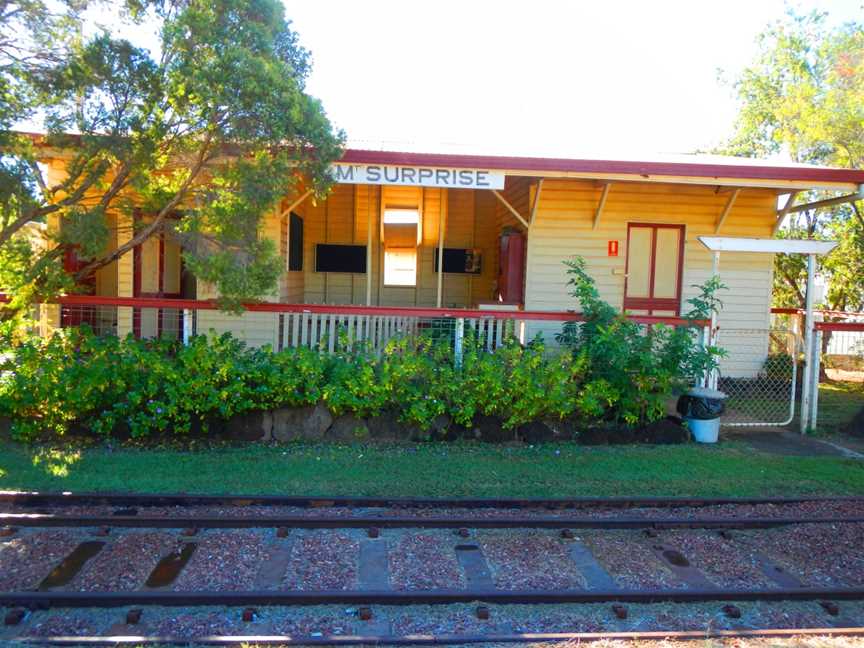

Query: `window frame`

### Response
(383, 246, 418, 287)
(623, 223, 685, 315)
(287, 212, 303, 272)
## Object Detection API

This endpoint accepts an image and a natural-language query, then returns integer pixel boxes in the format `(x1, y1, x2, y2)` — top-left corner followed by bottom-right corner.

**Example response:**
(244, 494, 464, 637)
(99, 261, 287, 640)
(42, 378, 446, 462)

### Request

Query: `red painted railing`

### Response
(771, 306, 864, 319)
(2, 294, 707, 328)
(815, 321, 864, 332)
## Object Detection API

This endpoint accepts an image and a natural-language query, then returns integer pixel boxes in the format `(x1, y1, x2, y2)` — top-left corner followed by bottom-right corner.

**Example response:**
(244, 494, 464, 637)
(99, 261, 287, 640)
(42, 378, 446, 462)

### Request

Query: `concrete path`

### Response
(724, 427, 864, 459)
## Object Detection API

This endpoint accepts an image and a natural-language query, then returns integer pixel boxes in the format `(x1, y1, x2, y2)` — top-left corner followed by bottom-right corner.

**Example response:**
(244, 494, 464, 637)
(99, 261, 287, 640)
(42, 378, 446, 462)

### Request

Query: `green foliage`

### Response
(0, 328, 329, 441)
(0, 260, 729, 441)
(0, 326, 590, 442)
(0, 0, 344, 324)
(556, 257, 727, 426)
(719, 10, 864, 312)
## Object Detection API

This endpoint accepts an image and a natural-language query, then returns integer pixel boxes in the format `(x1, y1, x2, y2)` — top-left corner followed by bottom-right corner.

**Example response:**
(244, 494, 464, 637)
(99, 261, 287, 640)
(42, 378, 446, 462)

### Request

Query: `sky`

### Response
(284, 0, 862, 159)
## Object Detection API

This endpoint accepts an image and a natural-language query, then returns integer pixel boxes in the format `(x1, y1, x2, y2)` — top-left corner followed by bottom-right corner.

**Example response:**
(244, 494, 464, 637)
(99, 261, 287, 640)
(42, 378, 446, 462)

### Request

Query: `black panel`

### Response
(315, 244, 367, 273)
(433, 248, 482, 274)
(288, 212, 303, 272)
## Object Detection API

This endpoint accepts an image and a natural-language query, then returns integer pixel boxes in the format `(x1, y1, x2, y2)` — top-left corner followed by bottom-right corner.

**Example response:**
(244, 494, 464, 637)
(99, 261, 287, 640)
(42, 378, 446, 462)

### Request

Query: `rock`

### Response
(517, 420, 556, 443)
(474, 415, 513, 443)
(223, 411, 268, 442)
(427, 414, 451, 439)
(443, 423, 472, 442)
(636, 416, 690, 444)
(545, 416, 580, 441)
(272, 404, 333, 442)
(260, 410, 273, 442)
(577, 425, 637, 445)
(328, 415, 370, 441)
(366, 412, 402, 441)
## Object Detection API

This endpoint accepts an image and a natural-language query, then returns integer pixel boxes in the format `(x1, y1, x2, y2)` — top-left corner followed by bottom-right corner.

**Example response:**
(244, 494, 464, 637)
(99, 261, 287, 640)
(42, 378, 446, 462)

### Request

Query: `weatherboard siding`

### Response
(292, 184, 500, 308)
(523, 179, 777, 377)
(194, 206, 282, 348)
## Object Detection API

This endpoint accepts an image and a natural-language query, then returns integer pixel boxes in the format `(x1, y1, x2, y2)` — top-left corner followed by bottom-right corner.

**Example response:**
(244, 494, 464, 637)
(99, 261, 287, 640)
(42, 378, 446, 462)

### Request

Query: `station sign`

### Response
(332, 163, 506, 190)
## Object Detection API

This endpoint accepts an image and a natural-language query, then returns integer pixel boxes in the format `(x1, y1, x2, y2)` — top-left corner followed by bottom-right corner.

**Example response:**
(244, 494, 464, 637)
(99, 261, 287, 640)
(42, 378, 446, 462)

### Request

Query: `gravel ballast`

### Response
(72, 531, 179, 591)
(0, 529, 82, 590)
(577, 530, 684, 589)
(659, 529, 774, 589)
(389, 531, 465, 590)
(750, 522, 864, 587)
(172, 530, 272, 591)
(477, 530, 586, 590)
(282, 530, 359, 590)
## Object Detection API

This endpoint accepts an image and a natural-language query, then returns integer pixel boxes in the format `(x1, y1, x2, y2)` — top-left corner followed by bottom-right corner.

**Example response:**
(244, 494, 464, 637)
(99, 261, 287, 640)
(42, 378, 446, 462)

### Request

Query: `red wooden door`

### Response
(60, 246, 97, 328)
(133, 217, 183, 338)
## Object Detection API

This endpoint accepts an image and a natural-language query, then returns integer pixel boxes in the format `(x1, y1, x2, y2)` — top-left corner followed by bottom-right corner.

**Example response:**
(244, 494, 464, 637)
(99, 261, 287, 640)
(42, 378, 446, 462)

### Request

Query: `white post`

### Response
(454, 317, 464, 368)
(182, 308, 192, 345)
(809, 328, 823, 431)
(708, 251, 720, 390)
(800, 253, 817, 434)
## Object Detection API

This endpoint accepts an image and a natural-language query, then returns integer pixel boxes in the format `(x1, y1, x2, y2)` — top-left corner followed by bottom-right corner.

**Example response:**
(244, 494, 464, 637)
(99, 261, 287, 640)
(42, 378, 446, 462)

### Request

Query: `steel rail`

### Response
(4, 586, 864, 608)
(3, 490, 864, 509)
(2, 512, 864, 530)
(13, 627, 864, 646)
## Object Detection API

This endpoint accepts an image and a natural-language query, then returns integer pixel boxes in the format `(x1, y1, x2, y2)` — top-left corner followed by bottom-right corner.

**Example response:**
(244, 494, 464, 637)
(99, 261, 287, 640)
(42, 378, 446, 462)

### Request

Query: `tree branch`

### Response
(781, 267, 806, 308)
(851, 201, 864, 230)
(73, 135, 215, 281)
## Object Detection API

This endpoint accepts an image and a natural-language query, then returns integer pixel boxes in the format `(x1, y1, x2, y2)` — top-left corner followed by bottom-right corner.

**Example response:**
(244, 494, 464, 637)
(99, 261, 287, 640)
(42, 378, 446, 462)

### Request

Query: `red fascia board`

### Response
(20, 131, 864, 185)
(341, 149, 864, 185)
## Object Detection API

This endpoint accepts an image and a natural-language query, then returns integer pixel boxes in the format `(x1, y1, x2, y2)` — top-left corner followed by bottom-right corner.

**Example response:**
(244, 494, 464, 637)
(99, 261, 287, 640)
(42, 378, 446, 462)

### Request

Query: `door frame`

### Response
(132, 213, 183, 338)
(623, 223, 685, 315)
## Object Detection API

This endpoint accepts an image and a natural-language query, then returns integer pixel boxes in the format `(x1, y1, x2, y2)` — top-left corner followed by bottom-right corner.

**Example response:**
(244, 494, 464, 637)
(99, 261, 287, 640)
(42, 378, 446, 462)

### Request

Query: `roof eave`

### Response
(340, 149, 864, 192)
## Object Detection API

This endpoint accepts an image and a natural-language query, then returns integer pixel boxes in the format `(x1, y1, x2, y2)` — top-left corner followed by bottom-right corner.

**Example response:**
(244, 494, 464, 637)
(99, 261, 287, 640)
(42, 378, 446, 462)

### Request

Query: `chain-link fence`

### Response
(716, 328, 799, 427)
(823, 327, 864, 383)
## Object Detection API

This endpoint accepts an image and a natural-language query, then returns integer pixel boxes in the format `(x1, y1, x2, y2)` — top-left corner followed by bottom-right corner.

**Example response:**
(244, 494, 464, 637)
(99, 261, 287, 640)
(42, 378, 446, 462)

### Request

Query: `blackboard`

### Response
(433, 247, 482, 274)
(315, 244, 367, 273)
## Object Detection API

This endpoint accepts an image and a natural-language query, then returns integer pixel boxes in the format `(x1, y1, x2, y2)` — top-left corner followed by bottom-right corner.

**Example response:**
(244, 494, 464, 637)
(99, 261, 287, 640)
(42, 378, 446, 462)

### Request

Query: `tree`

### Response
(0, 0, 343, 326)
(721, 10, 864, 312)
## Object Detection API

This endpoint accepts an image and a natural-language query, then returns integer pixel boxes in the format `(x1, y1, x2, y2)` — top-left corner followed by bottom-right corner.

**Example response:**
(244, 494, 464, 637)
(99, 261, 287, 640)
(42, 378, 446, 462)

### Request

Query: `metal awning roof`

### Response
(697, 236, 838, 255)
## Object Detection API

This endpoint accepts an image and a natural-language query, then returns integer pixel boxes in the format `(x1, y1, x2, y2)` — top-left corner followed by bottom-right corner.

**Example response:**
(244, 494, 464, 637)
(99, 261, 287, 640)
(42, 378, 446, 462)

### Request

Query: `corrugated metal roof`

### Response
(341, 147, 864, 187)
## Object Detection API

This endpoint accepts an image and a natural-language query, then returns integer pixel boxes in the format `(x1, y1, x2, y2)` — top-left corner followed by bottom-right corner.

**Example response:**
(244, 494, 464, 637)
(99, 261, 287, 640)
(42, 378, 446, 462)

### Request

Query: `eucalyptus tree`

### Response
(0, 0, 343, 323)
(721, 10, 863, 312)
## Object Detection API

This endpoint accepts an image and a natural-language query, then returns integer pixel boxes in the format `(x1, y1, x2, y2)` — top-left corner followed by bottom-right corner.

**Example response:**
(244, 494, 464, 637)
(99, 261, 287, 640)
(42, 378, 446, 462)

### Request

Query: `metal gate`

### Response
(716, 328, 799, 427)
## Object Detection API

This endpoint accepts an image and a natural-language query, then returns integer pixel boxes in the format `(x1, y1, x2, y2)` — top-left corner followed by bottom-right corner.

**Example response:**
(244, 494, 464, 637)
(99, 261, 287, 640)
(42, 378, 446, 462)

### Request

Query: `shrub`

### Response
(0, 258, 725, 442)
(0, 326, 589, 442)
(0, 329, 329, 441)
(556, 256, 726, 426)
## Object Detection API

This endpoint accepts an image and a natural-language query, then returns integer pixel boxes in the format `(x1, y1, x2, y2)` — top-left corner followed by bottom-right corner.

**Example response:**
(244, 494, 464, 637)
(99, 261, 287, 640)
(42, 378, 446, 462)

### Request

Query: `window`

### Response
(623, 223, 685, 315)
(384, 248, 417, 286)
(288, 212, 303, 271)
(383, 208, 420, 287)
(434, 247, 482, 274)
(315, 244, 367, 273)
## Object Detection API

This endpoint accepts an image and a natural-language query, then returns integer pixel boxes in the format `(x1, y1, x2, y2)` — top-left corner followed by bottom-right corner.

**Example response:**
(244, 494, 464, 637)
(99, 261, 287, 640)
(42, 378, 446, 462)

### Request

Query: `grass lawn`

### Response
(815, 381, 864, 433)
(1, 440, 863, 498)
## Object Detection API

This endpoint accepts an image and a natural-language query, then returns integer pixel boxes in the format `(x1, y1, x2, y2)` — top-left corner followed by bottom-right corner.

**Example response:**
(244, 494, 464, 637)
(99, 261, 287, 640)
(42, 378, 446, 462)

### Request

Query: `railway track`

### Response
(1, 491, 863, 644)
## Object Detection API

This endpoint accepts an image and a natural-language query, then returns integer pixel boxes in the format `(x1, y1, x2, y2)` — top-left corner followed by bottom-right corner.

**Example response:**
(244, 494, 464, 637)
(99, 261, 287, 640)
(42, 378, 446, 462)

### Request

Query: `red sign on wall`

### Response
(608, 240, 619, 257)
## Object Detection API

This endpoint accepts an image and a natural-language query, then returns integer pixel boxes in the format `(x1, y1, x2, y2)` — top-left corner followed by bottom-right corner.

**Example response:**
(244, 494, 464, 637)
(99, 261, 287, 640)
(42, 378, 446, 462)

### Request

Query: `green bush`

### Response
(0, 329, 328, 441)
(0, 258, 726, 442)
(555, 256, 726, 426)
(0, 325, 590, 442)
